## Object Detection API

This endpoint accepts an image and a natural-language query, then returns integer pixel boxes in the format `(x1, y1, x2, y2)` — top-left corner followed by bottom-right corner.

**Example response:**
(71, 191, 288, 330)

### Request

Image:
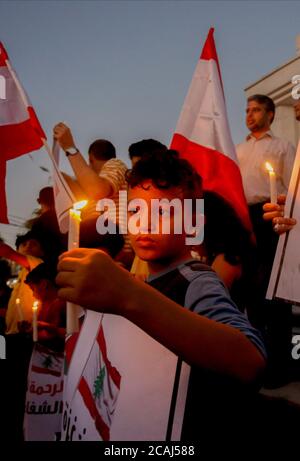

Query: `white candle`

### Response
(67, 200, 87, 335)
(265, 162, 277, 204)
(32, 300, 38, 342)
(16, 297, 23, 322)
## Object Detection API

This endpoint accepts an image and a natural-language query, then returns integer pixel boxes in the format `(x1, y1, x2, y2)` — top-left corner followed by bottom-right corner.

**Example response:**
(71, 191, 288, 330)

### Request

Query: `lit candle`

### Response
(32, 300, 39, 342)
(16, 297, 23, 321)
(265, 162, 277, 204)
(67, 200, 88, 335)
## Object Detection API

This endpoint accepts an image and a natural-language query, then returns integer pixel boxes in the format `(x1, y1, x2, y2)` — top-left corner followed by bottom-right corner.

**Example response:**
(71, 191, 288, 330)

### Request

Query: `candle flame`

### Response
(73, 200, 88, 211)
(265, 162, 274, 173)
(32, 300, 39, 311)
(16, 298, 20, 305)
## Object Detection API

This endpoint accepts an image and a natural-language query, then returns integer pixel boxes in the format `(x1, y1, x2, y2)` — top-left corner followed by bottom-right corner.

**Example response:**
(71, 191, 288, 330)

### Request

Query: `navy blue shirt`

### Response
(147, 259, 266, 441)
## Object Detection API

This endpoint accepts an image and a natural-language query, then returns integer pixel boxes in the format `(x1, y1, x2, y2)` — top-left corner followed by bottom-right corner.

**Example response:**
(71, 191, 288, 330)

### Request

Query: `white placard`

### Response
(267, 141, 300, 304)
(61, 310, 190, 441)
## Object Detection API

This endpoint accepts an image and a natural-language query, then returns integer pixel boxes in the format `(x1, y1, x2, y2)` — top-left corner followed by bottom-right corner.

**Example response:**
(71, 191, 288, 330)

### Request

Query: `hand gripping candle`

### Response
(67, 200, 88, 334)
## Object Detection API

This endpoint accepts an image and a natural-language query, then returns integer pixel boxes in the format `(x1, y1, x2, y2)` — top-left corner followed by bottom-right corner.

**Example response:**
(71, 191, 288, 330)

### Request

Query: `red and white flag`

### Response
(62, 310, 190, 441)
(0, 42, 46, 224)
(170, 28, 251, 230)
(62, 311, 122, 441)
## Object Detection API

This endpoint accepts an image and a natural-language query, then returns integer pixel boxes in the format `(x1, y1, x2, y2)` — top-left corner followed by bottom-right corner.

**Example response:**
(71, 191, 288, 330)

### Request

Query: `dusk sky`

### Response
(1, 0, 300, 245)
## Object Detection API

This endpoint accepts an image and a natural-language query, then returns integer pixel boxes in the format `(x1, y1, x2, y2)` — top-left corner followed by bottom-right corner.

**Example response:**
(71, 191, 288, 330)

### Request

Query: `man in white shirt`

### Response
(236, 95, 296, 387)
(263, 99, 300, 233)
(236, 95, 295, 205)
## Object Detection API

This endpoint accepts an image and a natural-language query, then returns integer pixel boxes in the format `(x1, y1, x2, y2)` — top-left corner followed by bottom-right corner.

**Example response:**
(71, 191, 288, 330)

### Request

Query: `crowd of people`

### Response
(0, 95, 299, 442)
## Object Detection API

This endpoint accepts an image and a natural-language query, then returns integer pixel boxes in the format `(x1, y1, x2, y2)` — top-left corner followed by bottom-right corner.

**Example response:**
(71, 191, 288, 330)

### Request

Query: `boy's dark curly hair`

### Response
(128, 139, 167, 160)
(126, 149, 202, 200)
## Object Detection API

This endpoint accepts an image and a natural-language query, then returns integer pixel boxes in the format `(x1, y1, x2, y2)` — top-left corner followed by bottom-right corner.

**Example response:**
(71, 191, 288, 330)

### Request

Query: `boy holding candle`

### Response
(56, 150, 266, 441)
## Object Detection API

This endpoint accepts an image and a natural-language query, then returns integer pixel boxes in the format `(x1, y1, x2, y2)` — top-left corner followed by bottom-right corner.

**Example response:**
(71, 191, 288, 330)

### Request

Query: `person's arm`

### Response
(56, 248, 265, 384)
(212, 253, 242, 289)
(263, 195, 297, 234)
(38, 321, 66, 340)
(60, 172, 88, 201)
(0, 243, 30, 269)
(53, 123, 113, 200)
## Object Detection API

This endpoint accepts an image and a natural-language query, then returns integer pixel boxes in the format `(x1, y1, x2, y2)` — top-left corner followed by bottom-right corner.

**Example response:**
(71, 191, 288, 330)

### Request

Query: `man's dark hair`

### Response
(126, 149, 202, 200)
(247, 94, 275, 123)
(37, 187, 55, 208)
(25, 263, 57, 286)
(128, 139, 167, 160)
(0, 259, 12, 283)
(15, 230, 42, 250)
(88, 139, 116, 161)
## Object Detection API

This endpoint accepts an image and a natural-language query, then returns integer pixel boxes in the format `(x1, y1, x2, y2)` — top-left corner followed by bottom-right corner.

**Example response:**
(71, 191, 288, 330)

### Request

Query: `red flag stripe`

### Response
(0, 119, 44, 161)
(27, 106, 46, 141)
(0, 42, 9, 65)
(64, 332, 80, 369)
(171, 133, 252, 230)
(0, 42, 46, 224)
(199, 28, 223, 89)
(0, 158, 8, 223)
(78, 376, 110, 441)
(96, 326, 121, 389)
(171, 28, 252, 233)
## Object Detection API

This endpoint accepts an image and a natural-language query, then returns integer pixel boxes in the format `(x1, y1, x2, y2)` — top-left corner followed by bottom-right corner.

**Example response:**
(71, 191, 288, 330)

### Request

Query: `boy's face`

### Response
(128, 180, 191, 272)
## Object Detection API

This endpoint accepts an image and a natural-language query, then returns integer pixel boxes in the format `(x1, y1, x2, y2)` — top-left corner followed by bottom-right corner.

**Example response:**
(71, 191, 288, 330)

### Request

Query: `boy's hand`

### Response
(53, 122, 76, 151)
(273, 216, 297, 234)
(262, 194, 286, 221)
(56, 248, 134, 314)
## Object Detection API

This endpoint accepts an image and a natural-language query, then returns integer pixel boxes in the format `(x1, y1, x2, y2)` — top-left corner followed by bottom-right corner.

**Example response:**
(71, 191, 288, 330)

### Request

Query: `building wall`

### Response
(244, 45, 300, 147)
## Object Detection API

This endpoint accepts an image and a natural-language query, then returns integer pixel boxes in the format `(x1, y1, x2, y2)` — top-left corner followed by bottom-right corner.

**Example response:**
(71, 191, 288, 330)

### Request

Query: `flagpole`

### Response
(43, 139, 85, 335)
(42, 139, 57, 163)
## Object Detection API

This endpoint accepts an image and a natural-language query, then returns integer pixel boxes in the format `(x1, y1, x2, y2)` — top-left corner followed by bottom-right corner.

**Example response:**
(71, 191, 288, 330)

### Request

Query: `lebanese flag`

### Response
(170, 28, 251, 231)
(0, 42, 46, 223)
(63, 316, 121, 441)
